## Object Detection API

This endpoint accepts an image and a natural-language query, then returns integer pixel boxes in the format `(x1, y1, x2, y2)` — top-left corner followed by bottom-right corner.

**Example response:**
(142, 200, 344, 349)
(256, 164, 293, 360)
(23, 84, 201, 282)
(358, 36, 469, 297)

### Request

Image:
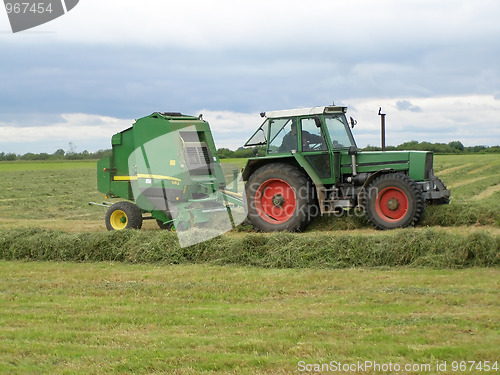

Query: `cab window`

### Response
(300, 118, 327, 151)
(324, 115, 355, 149)
(268, 118, 296, 153)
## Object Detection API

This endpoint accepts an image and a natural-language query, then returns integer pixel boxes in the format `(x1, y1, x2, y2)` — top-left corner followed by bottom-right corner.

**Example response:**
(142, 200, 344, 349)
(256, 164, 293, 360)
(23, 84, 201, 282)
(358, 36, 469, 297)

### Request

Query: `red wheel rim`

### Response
(254, 179, 296, 224)
(375, 187, 409, 222)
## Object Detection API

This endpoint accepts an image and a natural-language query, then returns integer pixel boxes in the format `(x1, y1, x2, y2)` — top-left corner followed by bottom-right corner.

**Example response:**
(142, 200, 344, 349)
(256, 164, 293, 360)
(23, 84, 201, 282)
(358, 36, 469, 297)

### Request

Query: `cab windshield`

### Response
(324, 115, 355, 149)
(244, 120, 267, 146)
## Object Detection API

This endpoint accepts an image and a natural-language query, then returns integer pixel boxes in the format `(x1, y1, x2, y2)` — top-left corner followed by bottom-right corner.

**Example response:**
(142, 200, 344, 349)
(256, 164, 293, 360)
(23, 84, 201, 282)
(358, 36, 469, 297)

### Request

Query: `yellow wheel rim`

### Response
(110, 209, 128, 230)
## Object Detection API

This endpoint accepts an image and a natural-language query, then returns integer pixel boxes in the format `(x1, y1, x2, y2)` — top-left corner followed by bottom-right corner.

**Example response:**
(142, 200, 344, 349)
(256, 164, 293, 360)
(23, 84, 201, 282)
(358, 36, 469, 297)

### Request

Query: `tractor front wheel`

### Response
(245, 163, 313, 232)
(105, 201, 143, 231)
(363, 173, 424, 230)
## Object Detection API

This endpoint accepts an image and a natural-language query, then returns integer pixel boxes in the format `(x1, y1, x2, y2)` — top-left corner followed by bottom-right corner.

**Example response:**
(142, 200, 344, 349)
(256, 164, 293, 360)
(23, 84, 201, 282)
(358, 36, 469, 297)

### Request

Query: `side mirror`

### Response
(348, 145, 358, 155)
(350, 116, 357, 128)
(252, 148, 259, 156)
(313, 115, 322, 128)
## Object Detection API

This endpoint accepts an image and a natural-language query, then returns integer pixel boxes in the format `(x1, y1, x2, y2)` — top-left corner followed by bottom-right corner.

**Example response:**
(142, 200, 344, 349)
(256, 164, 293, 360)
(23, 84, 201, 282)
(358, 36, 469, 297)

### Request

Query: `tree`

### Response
(54, 149, 65, 157)
(448, 141, 464, 152)
(1, 152, 17, 161)
(217, 148, 233, 159)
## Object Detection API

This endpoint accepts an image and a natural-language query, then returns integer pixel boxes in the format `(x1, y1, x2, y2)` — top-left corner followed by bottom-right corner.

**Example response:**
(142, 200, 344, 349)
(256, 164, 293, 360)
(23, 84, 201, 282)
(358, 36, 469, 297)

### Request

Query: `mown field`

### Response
(1, 263, 498, 374)
(0, 154, 499, 373)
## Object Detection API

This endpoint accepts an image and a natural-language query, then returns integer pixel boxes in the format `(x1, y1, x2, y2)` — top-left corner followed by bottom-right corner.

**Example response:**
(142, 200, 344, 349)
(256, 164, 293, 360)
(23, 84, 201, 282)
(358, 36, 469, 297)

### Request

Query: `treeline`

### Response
(363, 140, 500, 154)
(1, 141, 498, 162)
(218, 141, 499, 158)
(217, 146, 266, 159)
(0, 149, 111, 161)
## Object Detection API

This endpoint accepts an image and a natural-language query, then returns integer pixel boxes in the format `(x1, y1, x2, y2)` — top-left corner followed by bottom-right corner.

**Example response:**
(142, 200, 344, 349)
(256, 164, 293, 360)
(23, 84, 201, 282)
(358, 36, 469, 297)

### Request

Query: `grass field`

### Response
(0, 155, 499, 373)
(1, 262, 498, 374)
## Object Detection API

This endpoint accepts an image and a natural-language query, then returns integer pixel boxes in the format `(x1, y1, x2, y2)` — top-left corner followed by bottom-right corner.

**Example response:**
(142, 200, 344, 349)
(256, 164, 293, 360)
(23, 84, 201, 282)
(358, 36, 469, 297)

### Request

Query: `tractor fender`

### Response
(242, 156, 300, 181)
(356, 168, 395, 207)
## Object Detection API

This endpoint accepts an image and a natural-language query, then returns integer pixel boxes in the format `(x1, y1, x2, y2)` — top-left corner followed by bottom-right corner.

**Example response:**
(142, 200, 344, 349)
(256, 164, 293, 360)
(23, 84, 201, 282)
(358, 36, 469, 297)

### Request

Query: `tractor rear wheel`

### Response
(245, 163, 313, 232)
(105, 201, 143, 231)
(363, 173, 424, 230)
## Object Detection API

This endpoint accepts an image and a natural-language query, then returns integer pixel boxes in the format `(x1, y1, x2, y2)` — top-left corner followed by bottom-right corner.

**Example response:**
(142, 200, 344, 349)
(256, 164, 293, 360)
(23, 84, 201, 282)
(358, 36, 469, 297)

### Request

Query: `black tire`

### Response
(245, 163, 313, 232)
(362, 173, 425, 230)
(105, 201, 143, 231)
(156, 218, 174, 231)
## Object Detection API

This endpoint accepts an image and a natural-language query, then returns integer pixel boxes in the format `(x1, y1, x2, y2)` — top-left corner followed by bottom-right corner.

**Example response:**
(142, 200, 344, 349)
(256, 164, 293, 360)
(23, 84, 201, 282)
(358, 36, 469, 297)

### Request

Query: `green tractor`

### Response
(242, 105, 450, 231)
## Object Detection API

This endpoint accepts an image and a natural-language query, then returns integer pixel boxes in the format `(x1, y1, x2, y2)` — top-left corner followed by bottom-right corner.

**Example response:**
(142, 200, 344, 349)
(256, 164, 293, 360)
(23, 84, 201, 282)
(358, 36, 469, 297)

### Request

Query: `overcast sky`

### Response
(1, 0, 499, 154)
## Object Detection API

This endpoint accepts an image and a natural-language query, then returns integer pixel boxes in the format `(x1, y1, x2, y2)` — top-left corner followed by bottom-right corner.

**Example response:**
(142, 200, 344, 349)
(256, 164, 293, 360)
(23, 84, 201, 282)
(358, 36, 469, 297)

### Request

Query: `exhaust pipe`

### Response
(378, 107, 386, 151)
(348, 145, 357, 177)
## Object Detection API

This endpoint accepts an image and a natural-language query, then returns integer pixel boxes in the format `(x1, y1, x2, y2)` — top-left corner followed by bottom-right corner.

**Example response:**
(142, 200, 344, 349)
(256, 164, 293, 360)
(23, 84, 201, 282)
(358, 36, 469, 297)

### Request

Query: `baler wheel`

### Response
(105, 201, 143, 231)
(157, 219, 175, 231)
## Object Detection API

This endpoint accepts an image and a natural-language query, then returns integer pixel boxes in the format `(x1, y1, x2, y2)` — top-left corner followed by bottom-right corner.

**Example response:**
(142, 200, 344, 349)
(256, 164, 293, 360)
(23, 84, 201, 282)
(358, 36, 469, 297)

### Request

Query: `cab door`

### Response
(298, 117, 335, 184)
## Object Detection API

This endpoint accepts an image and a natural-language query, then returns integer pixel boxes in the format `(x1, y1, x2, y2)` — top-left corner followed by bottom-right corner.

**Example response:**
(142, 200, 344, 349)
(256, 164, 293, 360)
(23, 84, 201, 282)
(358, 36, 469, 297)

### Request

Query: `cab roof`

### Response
(262, 106, 347, 119)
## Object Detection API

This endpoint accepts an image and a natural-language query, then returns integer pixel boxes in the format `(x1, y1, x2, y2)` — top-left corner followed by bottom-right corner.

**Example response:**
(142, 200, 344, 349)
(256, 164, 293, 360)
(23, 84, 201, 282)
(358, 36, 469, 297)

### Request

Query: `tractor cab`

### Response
(245, 106, 355, 154)
(243, 106, 356, 186)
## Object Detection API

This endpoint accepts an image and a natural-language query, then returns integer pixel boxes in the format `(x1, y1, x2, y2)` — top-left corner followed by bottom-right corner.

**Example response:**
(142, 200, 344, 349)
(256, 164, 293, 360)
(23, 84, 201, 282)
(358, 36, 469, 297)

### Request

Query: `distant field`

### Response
(0, 154, 498, 231)
(0, 160, 104, 229)
(0, 160, 95, 172)
(421, 154, 500, 227)
(219, 157, 247, 169)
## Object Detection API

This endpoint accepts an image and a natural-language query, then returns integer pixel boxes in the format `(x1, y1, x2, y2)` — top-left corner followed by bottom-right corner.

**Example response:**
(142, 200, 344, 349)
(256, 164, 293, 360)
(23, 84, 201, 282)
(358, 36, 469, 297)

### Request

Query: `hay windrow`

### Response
(1, 228, 498, 268)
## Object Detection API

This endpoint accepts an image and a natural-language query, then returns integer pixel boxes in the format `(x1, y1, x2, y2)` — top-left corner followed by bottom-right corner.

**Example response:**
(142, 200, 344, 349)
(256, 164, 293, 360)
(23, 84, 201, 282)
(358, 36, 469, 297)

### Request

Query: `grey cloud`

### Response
(0, 113, 65, 127)
(396, 100, 423, 112)
(1, 16, 499, 119)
